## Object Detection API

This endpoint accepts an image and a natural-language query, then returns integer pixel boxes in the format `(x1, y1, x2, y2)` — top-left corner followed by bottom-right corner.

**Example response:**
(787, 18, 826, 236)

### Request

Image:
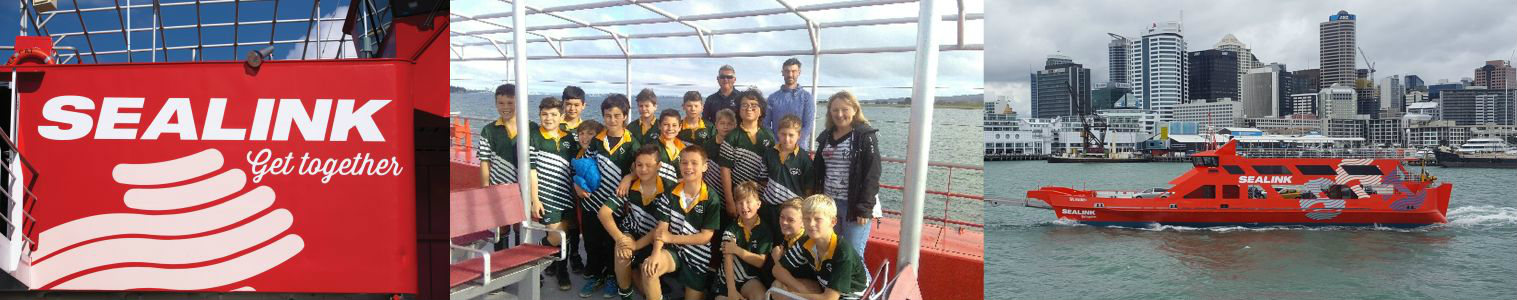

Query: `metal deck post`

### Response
(513, 0, 535, 242)
(899, 0, 940, 276)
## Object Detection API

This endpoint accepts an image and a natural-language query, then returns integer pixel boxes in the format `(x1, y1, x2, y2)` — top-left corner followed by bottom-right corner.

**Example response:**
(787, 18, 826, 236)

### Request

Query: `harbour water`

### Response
(985, 161, 1517, 300)
(451, 91, 985, 224)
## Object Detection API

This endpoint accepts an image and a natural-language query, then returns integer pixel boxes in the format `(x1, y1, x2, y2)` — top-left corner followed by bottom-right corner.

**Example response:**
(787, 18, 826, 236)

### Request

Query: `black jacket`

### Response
(809, 123, 881, 221)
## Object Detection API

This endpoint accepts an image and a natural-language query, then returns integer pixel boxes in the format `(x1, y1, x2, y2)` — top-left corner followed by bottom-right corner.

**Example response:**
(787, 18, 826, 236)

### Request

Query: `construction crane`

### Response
(1357, 46, 1376, 84)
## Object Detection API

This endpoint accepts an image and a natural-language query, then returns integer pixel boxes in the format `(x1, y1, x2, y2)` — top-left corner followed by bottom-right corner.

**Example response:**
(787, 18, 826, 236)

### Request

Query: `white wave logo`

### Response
(30, 149, 303, 290)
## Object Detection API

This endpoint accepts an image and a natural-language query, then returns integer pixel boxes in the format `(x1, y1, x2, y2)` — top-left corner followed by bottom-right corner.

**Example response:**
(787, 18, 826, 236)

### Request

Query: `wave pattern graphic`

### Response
(1300, 199, 1346, 220)
(33, 149, 303, 291)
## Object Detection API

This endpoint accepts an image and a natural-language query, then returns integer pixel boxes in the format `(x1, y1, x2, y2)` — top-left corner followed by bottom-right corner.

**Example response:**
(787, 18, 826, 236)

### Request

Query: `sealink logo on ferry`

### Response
(1061, 209, 1096, 216)
(1238, 175, 1293, 184)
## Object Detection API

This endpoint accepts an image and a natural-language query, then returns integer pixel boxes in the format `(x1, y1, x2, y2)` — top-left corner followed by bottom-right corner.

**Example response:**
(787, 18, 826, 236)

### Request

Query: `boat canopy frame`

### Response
(460, 0, 982, 277)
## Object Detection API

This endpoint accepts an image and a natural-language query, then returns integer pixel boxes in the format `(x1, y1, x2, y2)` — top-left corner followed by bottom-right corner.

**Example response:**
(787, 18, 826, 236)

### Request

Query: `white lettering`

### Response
(1238, 176, 1293, 184)
(1061, 209, 1096, 216)
(140, 98, 197, 140)
(96, 97, 144, 139)
(250, 149, 404, 183)
(36, 96, 388, 142)
(37, 95, 94, 140)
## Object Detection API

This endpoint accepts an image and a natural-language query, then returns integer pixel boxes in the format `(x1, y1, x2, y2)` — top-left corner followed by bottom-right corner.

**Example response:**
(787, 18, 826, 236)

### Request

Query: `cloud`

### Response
(986, 0, 1517, 116)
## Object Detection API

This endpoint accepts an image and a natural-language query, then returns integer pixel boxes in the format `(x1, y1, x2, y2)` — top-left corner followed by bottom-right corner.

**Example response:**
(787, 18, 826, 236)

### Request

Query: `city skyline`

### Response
(987, 0, 1517, 116)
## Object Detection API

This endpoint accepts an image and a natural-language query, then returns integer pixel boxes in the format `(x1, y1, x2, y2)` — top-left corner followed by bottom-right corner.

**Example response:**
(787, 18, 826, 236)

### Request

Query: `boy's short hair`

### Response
(601, 94, 631, 115)
(538, 97, 563, 112)
(777, 115, 803, 132)
(635, 144, 660, 158)
(780, 197, 804, 213)
(716, 108, 737, 123)
(800, 194, 838, 220)
(659, 109, 682, 123)
(494, 84, 516, 97)
(636, 88, 658, 105)
(734, 181, 761, 203)
(683, 91, 703, 103)
(562, 86, 586, 102)
(680, 144, 708, 161)
(576, 120, 604, 135)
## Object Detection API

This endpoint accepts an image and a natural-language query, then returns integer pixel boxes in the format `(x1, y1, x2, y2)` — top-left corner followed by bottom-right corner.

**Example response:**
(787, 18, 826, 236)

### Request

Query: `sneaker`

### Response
(617, 287, 635, 300)
(602, 279, 618, 298)
(578, 276, 601, 297)
(556, 265, 574, 291)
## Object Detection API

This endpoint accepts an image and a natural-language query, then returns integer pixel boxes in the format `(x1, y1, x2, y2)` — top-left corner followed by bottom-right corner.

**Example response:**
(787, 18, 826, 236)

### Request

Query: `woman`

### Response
(808, 90, 880, 261)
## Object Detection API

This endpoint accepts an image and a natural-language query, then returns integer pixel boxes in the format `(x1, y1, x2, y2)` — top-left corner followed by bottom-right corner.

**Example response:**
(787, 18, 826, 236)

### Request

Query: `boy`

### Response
(631, 88, 662, 145)
(478, 84, 522, 251)
(720, 89, 777, 217)
(578, 94, 643, 297)
(599, 145, 671, 300)
(562, 86, 588, 130)
(773, 195, 868, 300)
(678, 91, 710, 144)
(715, 182, 777, 300)
(615, 109, 688, 196)
(770, 197, 814, 293)
(642, 145, 723, 300)
(760, 115, 814, 227)
(526, 97, 580, 290)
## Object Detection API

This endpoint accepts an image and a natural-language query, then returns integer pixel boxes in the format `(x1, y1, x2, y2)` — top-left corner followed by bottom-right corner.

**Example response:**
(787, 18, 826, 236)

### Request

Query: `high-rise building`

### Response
(1129, 21, 1188, 122)
(1321, 83, 1360, 119)
(1320, 10, 1357, 90)
(1428, 82, 1465, 100)
(1474, 60, 1516, 89)
(1404, 75, 1426, 92)
(1188, 49, 1239, 101)
(1440, 88, 1516, 125)
(1289, 93, 1319, 116)
(1214, 34, 1263, 96)
(1241, 63, 1293, 117)
(1107, 33, 1131, 86)
(1378, 75, 1405, 113)
(1030, 54, 1093, 119)
(1291, 69, 1321, 97)
(1092, 84, 1132, 110)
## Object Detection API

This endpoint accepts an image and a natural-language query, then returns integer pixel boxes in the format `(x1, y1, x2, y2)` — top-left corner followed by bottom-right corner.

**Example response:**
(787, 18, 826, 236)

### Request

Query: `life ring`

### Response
(7, 47, 52, 65)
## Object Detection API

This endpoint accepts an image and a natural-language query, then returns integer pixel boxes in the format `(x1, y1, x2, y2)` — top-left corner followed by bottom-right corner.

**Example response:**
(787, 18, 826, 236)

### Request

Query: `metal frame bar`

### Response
(68, 0, 100, 63)
(452, 44, 980, 61)
(453, 14, 982, 47)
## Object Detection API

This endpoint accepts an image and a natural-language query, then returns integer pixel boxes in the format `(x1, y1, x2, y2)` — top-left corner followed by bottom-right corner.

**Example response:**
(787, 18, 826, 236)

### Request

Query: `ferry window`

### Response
(1341, 165, 1383, 176)
(1222, 165, 1244, 175)
(1184, 185, 1216, 199)
(1192, 156, 1218, 167)
(1247, 185, 1267, 199)
(1324, 185, 1357, 199)
(1252, 165, 1292, 175)
(1296, 165, 1338, 175)
(1222, 185, 1240, 199)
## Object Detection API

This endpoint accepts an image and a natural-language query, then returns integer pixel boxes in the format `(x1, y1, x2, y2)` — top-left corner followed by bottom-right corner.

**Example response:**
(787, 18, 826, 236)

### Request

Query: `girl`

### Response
(808, 91, 880, 261)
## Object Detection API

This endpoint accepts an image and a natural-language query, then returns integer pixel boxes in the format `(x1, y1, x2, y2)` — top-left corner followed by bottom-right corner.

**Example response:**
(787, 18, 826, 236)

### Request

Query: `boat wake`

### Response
(1445, 205, 1517, 228)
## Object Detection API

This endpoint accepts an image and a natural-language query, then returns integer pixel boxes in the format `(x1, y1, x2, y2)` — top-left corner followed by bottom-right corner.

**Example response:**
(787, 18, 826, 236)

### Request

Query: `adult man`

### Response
(765, 58, 814, 150)
(703, 65, 741, 124)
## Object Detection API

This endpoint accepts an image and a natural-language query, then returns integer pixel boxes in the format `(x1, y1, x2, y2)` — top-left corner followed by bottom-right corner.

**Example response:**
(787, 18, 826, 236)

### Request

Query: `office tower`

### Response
(1379, 75, 1405, 113)
(1241, 63, 1293, 117)
(1321, 83, 1360, 119)
(1188, 49, 1239, 101)
(1214, 34, 1264, 96)
(1474, 60, 1516, 89)
(1130, 21, 1188, 122)
(1404, 74, 1426, 92)
(1441, 88, 1516, 125)
(1107, 33, 1131, 86)
(1320, 10, 1357, 89)
(1031, 54, 1093, 119)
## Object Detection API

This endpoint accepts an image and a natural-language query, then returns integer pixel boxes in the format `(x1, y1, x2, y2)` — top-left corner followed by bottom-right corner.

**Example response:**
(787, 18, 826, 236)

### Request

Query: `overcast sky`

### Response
(987, 0, 1517, 116)
(450, 0, 984, 100)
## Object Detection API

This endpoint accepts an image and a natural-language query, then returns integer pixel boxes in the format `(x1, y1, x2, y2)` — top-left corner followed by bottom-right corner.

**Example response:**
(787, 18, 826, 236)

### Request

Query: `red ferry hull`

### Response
(1032, 185, 1452, 227)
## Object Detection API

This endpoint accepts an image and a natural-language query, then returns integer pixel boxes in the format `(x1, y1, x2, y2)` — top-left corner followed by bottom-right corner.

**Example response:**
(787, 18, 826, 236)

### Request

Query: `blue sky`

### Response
(2, 0, 357, 63)
(449, 0, 985, 100)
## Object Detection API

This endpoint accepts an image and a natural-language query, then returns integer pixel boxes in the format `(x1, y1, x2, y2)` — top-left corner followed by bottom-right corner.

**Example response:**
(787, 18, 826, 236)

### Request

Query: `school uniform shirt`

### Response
(528, 122, 579, 223)
(605, 176, 672, 239)
(777, 234, 816, 281)
(657, 181, 724, 276)
(654, 138, 688, 184)
(478, 118, 520, 185)
(807, 234, 867, 300)
(630, 118, 661, 145)
(716, 217, 777, 288)
(677, 119, 713, 145)
(718, 126, 776, 188)
(583, 129, 641, 221)
(759, 146, 813, 207)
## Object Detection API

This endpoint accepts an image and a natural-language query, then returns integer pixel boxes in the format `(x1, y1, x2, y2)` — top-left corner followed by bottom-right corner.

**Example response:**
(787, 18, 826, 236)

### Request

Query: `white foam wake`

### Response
(1446, 205, 1517, 227)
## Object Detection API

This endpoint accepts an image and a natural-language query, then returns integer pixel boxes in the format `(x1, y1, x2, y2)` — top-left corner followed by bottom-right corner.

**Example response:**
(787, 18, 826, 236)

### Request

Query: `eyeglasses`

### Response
(741, 103, 761, 109)
(718, 75, 735, 80)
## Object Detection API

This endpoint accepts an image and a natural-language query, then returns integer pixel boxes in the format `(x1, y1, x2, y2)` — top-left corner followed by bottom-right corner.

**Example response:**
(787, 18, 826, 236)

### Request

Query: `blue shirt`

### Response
(764, 85, 815, 150)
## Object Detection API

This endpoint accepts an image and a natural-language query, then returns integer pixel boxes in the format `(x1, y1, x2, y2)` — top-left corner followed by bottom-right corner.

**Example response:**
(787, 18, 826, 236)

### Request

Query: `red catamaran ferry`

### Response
(1027, 140, 1453, 228)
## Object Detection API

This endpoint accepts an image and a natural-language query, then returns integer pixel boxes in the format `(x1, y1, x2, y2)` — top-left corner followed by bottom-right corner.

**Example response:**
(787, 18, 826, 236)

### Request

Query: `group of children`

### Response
(476, 83, 872, 300)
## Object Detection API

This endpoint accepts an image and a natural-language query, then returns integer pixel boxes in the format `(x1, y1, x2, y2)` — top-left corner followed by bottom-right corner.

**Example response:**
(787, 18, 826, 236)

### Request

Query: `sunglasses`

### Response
(718, 75, 735, 80)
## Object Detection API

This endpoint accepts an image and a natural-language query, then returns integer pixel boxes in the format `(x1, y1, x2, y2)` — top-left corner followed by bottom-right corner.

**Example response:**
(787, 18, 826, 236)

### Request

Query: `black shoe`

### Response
(555, 263, 573, 291)
(570, 256, 586, 275)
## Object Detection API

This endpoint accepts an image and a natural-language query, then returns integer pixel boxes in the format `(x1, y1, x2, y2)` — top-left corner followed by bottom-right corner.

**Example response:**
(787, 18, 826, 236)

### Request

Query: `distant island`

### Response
(451, 85, 983, 109)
